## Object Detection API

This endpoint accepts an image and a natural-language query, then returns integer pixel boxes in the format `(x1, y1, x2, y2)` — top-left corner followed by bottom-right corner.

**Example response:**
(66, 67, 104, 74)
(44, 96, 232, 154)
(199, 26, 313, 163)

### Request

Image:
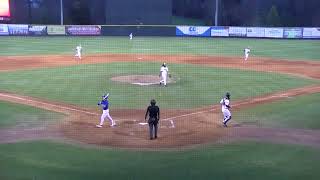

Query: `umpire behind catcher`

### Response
(145, 99, 160, 140)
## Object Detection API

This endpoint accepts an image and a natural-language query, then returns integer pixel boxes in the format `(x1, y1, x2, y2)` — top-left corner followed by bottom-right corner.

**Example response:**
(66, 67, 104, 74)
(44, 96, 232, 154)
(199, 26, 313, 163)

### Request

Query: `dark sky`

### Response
(7, 0, 320, 26)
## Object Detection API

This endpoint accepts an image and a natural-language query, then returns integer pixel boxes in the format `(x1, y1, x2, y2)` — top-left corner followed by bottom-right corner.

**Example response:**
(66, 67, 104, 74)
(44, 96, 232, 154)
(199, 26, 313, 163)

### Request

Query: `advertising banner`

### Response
(246, 27, 265, 37)
(47, 25, 65, 35)
(8, 24, 28, 35)
(283, 28, 303, 38)
(228, 27, 247, 37)
(66, 25, 101, 35)
(303, 28, 320, 38)
(264, 28, 284, 38)
(0, 24, 9, 35)
(176, 26, 211, 36)
(211, 26, 229, 37)
(28, 25, 47, 35)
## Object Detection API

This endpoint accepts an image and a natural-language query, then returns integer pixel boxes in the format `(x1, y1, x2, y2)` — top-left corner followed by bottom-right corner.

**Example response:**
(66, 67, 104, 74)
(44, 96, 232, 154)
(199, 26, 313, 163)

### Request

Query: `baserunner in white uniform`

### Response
(159, 63, 169, 86)
(75, 44, 82, 60)
(244, 47, 251, 61)
(129, 33, 133, 40)
(220, 92, 232, 127)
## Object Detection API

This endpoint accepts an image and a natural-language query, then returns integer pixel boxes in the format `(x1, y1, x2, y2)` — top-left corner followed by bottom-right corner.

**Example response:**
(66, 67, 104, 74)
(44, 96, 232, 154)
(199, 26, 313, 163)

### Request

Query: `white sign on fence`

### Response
(246, 27, 265, 37)
(303, 28, 320, 38)
(264, 28, 284, 38)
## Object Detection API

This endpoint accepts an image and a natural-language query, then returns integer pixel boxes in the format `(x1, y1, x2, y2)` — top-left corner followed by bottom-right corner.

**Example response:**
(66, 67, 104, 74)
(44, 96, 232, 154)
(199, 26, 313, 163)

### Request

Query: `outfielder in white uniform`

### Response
(244, 47, 251, 61)
(159, 63, 169, 86)
(220, 92, 232, 127)
(129, 33, 133, 40)
(75, 44, 82, 60)
(96, 93, 116, 128)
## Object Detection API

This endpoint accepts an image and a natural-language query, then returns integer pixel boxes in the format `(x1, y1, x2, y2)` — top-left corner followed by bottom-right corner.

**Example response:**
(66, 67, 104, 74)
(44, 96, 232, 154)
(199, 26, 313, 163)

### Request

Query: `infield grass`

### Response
(0, 62, 316, 109)
(234, 93, 320, 130)
(0, 101, 64, 128)
(0, 36, 319, 60)
(0, 140, 319, 180)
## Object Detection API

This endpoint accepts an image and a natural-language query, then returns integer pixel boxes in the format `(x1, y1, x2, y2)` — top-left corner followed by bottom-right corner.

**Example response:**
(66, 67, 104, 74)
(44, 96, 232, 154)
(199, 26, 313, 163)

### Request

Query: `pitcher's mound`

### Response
(111, 75, 176, 86)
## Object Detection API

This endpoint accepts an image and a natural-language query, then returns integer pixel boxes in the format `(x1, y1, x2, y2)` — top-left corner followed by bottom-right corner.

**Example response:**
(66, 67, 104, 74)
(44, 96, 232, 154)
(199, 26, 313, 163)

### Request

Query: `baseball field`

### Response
(0, 36, 320, 179)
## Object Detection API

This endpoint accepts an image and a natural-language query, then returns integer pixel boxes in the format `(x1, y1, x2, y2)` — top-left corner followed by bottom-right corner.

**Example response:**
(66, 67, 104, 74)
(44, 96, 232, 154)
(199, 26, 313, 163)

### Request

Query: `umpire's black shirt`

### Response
(145, 105, 160, 120)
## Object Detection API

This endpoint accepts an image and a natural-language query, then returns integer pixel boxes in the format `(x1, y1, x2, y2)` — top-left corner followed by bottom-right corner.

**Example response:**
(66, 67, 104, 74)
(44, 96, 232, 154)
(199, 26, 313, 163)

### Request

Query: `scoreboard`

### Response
(0, 0, 10, 18)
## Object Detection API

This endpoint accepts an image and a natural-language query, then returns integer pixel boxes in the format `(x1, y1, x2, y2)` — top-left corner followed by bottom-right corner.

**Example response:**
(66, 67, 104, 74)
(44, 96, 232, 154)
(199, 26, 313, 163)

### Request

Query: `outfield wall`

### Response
(0, 24, 320, 39)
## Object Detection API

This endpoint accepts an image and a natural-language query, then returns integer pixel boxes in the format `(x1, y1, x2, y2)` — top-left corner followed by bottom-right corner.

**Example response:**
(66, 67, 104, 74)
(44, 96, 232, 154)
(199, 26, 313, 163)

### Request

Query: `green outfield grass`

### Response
(0, 101, 64, 128)
(234, 93, 320, 130)
(0, 37, 319, 60)
(0, 140, 319, 180)
(0, 62, 316, 109)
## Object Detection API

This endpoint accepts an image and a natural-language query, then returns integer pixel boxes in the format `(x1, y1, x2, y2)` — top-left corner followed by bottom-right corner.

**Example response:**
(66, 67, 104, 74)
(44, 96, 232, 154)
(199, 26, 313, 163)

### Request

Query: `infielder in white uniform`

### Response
(159, 63, 169, 86)
(244, 47, 251, 61)
(129, 33, 133, 40)
(96, 93, 116, 128)
(220, 92, 232, 127)
(75, 44, 82, 60)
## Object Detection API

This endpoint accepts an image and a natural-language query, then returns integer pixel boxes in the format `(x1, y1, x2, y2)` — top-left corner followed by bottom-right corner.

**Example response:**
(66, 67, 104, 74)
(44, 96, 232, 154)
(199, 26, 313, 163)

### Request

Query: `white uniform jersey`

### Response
(244, 48, 250, 55)
(129, 33, 133, 40)
(76, 46, 82, 52)
(160, 66, 169, 75)
(220, 98, 230, 111)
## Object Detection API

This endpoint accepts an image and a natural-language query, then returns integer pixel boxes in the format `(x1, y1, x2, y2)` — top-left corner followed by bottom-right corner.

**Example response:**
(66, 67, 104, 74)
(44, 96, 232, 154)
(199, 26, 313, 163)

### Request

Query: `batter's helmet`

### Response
(225, 92, 230, 98)
(102, 93, 109, 100)
(162, 63, 166, 67)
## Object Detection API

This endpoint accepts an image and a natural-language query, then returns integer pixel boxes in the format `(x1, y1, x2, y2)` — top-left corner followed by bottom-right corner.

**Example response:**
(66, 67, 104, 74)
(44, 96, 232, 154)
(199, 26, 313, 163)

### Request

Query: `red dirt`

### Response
(0, 54, 320, 149)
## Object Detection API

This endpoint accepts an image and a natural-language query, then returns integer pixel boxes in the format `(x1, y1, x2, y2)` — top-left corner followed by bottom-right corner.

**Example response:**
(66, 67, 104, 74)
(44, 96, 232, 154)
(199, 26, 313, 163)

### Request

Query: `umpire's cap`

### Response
(150, 99, 156, 105)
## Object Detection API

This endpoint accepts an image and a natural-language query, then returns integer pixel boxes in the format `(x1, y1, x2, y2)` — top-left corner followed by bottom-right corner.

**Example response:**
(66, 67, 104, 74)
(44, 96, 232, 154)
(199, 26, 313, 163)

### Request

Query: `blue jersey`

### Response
(98, 99, 109, 110)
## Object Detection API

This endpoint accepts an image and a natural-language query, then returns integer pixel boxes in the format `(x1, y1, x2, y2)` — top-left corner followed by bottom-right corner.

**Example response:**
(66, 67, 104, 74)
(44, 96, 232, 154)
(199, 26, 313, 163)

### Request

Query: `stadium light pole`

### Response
(60, 0, 64, 25)
(214, 0, 219, 26)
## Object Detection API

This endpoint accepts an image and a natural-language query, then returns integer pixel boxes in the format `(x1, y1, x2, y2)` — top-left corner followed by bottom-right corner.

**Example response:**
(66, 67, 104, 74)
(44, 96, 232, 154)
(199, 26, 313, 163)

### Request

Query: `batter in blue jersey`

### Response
(96, 93, 116, 128)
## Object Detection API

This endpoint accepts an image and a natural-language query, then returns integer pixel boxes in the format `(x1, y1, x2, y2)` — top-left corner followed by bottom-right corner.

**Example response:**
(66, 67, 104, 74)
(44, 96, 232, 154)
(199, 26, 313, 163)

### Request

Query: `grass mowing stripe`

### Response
(0, 101, 64, 128)
(0, 62, 316, 109)
(234, 93, 320, 129)
(0, 140, 319, 180)
(0, 37, 319, 60)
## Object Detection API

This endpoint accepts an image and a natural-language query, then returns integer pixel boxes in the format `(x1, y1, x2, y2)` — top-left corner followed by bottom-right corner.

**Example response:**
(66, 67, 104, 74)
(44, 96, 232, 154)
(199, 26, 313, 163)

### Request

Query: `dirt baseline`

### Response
(0, 54, 320, 149)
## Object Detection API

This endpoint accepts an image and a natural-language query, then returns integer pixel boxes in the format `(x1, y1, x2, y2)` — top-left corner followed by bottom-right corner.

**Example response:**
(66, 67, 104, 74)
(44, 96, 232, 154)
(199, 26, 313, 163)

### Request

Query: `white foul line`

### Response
(0, 92, 305, 128)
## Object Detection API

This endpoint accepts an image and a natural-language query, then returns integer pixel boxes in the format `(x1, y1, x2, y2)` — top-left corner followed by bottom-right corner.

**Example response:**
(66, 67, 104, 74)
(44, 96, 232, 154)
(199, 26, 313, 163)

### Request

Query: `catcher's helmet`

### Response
(150, 99, 156, 105)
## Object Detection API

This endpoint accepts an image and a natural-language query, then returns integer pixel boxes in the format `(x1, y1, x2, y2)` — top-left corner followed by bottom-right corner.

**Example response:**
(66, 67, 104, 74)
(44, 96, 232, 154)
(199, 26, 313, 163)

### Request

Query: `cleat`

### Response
(96, 125, 103, 128)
